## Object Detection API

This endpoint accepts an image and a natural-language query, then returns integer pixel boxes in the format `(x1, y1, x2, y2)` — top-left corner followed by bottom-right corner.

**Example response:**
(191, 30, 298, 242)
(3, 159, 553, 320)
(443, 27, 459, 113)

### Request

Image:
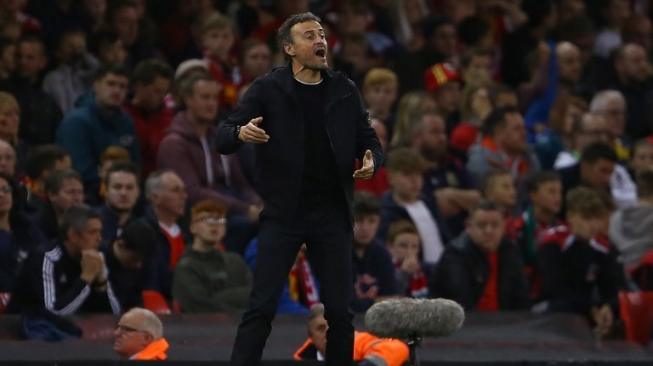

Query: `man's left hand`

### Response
(353, 150, 374, 180)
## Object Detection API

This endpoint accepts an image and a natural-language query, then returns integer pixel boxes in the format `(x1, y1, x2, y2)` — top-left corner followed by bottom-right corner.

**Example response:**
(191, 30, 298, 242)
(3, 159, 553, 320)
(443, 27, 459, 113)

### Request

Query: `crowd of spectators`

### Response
(0, 0, 652, 343)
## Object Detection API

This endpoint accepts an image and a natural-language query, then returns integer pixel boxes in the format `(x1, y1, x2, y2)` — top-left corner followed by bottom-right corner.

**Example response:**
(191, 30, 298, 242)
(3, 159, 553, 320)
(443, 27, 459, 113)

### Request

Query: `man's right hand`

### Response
(238, 116, 269, 143)
(80, 250, 103, 284)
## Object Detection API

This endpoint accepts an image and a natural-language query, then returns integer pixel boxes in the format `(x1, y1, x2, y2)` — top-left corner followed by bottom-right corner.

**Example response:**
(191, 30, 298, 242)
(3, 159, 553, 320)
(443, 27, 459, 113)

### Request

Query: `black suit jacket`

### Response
(216, 65, 382, 222)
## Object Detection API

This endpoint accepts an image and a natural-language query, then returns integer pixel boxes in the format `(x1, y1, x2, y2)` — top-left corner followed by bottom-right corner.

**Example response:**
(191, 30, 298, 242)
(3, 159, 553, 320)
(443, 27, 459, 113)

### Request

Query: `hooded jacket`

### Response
(56, 93, 140, 185)
(157, 111, 260, 213)
(609, 203, 653, 270)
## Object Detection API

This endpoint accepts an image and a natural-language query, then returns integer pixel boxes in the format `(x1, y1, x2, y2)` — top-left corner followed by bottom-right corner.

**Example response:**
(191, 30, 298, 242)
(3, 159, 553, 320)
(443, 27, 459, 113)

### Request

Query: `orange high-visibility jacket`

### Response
(130, 338, 169, 360)
(294, 331, 408, 366)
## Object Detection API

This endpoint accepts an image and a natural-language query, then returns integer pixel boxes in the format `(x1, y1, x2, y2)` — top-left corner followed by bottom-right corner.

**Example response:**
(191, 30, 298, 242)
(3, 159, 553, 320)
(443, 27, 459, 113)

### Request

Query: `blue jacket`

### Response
(56, 94, 140, 185)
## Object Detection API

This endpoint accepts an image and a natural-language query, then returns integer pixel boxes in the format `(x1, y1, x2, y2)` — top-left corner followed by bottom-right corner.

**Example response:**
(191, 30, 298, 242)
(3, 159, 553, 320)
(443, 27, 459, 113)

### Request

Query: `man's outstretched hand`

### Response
(353, 150, 374, 180)
(238, 116, 269, 143)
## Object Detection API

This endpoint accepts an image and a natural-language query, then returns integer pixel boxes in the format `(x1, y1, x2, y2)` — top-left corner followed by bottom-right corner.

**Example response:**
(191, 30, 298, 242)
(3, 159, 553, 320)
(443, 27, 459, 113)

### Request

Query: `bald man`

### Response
(113, 307, 169, 360)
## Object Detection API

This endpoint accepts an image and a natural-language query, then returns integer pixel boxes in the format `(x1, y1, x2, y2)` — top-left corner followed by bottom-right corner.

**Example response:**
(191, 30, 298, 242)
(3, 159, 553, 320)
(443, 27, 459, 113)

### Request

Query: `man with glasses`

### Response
(172, 199, 252, 313)
(142, 170, 189, 303)
(430, 200, 529, 311)
(114, 307, 169, 360)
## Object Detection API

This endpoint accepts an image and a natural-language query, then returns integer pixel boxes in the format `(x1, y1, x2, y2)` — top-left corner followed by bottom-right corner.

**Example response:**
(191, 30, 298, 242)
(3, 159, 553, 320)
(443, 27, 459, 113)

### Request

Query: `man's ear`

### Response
(284, 43, 296, 57)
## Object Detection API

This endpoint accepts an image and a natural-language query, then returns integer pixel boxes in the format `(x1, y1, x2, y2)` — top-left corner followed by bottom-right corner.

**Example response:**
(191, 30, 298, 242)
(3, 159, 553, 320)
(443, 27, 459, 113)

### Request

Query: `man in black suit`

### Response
(216, 12, 382, 366)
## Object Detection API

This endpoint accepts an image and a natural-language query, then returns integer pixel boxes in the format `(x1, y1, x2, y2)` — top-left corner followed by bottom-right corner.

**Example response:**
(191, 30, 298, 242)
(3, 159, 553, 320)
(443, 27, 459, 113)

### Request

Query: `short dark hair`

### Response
(482, 106, 520, 136)
(468, 199, 502, 216)
(119, 219, 157, 258)
(45, 169, 82, 195)
(177, 72, 216, 103)
(386, 220, 419, 244)
(106, 0, 137, 25)
(25, 145, 69, 180)
(458, 17, 490, 48)
(460, 47, 492, 69)
(17, 34, 45, 49)
(352, 192, 381, 219)
(89, 30, 120, 56)
(0, 38, 15, 56)
(525, 170, 561, 193)
(422, 16, 454, 40)
(94, 63, 130, 82)
(131, 59, 173, 86)
(481, 169, 511, 195)
(54, 28, 86, 52)
(386, 147, 426, 174)
(105, 161, 139, 187)
(277, 12, 322, 61)
(566, 187, 611, 218)
(632, 138, 653, 157)
(637, 169, 653, 199)
(59, 205, 100, 241)
(580, 142, 618, 164)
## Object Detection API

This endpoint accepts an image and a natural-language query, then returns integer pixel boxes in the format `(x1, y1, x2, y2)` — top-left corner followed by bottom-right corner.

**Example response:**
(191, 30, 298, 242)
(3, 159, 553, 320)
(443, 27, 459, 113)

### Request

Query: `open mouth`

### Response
(315, 48, 326, 58)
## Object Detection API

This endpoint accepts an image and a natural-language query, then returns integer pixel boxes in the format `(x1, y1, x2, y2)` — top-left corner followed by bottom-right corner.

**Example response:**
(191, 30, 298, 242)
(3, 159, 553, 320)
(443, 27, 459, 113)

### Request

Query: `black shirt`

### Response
(294, 78, 340, 196)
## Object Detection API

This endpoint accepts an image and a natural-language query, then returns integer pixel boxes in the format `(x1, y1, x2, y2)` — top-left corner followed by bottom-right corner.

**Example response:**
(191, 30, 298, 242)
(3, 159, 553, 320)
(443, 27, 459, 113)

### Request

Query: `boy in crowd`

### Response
(350, 192, 396, 313)
(482, 170, 517, 217)
(537, 187, 622, 337)
(506, 171, 563, 298)
(379, 148, 447, 270)
(362, 68, 398, 134)
(201, 13, 237, 111)
(172, 200, 252, 313)
(630, 138, 653, 180)
(386, 220, 429, 298)
(431, 200, 529, 311)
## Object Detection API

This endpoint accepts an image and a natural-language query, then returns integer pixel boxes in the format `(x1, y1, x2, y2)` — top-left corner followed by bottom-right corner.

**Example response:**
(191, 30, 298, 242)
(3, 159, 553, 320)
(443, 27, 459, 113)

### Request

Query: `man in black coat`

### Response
(216, 12, 382, 366)
(430, 200, 529, 311)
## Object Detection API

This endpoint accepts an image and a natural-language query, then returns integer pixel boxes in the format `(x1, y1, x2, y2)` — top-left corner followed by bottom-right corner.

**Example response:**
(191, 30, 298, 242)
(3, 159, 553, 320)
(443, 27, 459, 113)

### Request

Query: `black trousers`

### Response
(230, 194, 354, 366)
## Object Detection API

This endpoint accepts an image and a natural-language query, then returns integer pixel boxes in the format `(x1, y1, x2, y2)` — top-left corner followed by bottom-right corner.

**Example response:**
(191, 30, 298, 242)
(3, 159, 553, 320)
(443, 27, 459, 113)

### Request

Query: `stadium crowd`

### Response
(0, 0, 652, 344)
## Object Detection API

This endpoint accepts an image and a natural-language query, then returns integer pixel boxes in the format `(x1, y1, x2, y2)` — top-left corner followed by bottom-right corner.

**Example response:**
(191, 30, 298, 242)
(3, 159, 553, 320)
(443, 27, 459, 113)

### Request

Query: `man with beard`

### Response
(98, 162, 141, 245)
(408, 112, 480, 235)
(216, 12, 382, 366)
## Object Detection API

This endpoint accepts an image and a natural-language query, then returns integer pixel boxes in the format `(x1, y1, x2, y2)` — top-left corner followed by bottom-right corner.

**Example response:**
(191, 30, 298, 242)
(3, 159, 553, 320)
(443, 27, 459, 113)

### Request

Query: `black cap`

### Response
(120, 220, 157, 258)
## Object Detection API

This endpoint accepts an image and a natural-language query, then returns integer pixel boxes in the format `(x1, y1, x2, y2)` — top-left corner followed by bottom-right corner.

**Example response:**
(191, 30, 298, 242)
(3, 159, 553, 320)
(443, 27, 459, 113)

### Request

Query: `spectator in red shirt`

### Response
(125, 59, 174, 179)
(430, 200, 529, 311)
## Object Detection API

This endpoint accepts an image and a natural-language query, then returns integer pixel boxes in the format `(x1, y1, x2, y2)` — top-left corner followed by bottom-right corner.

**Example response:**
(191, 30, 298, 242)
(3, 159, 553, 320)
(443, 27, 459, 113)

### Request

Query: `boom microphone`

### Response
(364, 298, 465, 339)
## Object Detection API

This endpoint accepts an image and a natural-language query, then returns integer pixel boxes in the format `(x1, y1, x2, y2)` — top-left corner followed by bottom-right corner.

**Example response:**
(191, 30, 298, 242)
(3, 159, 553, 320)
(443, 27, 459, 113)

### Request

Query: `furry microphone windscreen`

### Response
(364, 298, 465, 339)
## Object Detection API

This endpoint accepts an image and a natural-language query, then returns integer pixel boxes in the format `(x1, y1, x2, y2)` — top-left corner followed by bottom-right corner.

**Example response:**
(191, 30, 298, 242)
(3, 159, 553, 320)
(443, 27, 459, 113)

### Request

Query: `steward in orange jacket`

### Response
(295, 304, 408, 366)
